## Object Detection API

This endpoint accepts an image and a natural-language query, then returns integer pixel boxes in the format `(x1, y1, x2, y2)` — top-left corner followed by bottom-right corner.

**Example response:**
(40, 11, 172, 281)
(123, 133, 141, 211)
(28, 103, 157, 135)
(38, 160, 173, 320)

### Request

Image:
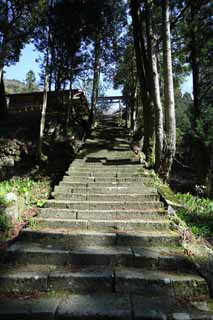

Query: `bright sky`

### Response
(5, 43, 192, 95)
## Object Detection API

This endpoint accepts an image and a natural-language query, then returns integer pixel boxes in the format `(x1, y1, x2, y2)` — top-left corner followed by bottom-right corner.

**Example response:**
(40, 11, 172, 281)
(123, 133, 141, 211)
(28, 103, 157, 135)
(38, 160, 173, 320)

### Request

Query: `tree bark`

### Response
(162, 0, 176, 180)
(130, 0, 154, 165)
(145, 0, 164, 171)
(0, 36, 8, 119)
(91, 32, 101, 120)
(189, 2, 207, 182)
(66, 72, 73, 135)
(37, 39, 50, 162)
(131, 84, 138, 132)
(190, 2, 200, 126)
(0, 67, 8, 119)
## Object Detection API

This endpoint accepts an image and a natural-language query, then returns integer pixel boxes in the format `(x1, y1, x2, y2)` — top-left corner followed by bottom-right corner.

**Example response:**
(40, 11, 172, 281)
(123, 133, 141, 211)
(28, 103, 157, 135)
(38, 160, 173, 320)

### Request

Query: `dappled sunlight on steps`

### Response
(0, 115, 213, 319)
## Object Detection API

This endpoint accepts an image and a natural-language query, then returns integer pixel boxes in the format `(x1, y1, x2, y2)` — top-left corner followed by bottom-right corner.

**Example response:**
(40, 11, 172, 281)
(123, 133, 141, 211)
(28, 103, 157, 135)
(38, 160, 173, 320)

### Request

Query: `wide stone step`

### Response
(0, 294, 131, 319)
(115, 269, 209, 299)
(0, 267, 113, 294)
(1, 243, 195, 273)
(52, 192, 159, 202)
(53, 185, 158, 195)
(20, 229, 181, 247)
(33, 218, 170, 232)
(66, 169, 145, 176)
(62, 175, 151, 183)
(59, 181, 149, 188)
(0, 266, 208, 299)
(0, 293, 212, 319)
(39, 208, 167, 220)
(71, 160, 141, 165)
(45, 200, 163, 210)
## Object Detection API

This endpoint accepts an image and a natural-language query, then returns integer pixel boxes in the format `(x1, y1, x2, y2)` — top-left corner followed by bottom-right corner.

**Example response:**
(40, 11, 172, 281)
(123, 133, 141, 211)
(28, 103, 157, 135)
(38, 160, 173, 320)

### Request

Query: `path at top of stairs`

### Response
(0, 115, 212, 319)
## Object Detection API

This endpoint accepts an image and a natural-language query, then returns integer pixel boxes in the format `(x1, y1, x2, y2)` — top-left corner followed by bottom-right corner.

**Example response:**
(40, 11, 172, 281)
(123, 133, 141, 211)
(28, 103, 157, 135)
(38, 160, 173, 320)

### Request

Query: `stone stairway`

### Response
(0, 115, 213, 319)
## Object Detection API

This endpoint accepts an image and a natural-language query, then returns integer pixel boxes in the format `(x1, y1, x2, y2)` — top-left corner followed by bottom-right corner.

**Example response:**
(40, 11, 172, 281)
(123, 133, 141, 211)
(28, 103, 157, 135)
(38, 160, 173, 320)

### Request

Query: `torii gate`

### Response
(96, 96, 125, 116)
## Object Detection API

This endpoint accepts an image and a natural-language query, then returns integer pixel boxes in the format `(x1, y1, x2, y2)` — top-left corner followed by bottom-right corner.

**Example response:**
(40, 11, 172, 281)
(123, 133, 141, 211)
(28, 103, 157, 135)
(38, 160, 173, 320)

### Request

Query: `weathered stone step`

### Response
(66, 169, 144, 175)
(52, 192, 159, 202)
(115, 269, 209, 299)
(62, 175, 151, 183)
(20, 229, 180, 247)
(0, 294, 131, 319)
(53, 186, 157, 195)
(34, 218, 170, 232)
(0, 293, 212, 320)
(0, 266, 208, 299)
(70, 164, 143, 169)
(45, 200, 163, 210)
(1, 243, 194, 273)
(40, 208, 166, 220)
(59, 181, 148, 188)
(0, 266, 113, 294)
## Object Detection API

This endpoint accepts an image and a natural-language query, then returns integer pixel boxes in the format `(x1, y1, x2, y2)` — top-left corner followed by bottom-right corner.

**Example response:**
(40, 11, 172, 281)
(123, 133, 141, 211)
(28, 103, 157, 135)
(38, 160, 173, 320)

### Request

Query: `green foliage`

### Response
(0, 177, 50, 210)
(31, 199, 46, 208)
(25, 70, 39, 92)
(5, 79, 26, 94)
(176, 193, 213, 237)
(0, 177, 50, 236)
(0, 214, 10, 231)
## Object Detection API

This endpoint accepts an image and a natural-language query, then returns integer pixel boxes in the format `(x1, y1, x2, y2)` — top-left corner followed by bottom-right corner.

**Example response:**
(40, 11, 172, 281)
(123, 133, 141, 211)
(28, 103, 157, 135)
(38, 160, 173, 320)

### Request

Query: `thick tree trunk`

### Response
(145, 0, 164, 171)
(190, 2, 200, 126)
(91, 32, 101, 120)
(0, 67, 8, 119)
(189, 2, 207, 182)
(131, 85, 138, 132)
(162, 0, 176, 180)
(66, 74, 73, 135)
(130, 0, 154, 165)
(37, 46, 49, 162)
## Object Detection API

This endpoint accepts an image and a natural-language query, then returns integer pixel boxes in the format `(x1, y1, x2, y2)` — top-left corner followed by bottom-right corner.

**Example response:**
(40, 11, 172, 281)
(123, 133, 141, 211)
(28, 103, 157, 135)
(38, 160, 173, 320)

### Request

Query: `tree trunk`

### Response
(145, 0, 164, 171)
(131, 85, 138, 132)
(190, 2, 200, 126)
(37, 43, 50, 163)
(130, 0, 154, 165)
(162, 0, 176, 180)
(66, 73, 73, 135)
(0, 67, 8, 119)
(91, 32, 101, 120)
(189, 2, 206, 182)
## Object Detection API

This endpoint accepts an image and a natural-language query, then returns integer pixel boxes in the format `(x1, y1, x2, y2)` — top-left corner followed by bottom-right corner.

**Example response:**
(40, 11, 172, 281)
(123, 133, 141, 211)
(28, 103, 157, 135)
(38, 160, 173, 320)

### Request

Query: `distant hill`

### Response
(5, 79, 40, 94)
(5, 79, 27, 94)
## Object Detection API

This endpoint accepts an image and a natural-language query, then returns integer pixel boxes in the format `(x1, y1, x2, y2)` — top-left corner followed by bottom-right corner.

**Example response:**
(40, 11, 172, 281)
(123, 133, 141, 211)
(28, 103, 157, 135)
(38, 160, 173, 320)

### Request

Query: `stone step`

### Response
(69, 164, 143, 170)
(62, 175, 151, 183)
(39, 208, 167, 220)
(52, 192, 159, 202)
(0, 266, 208, 300)
(1, 243, 195, 273)
(1, 293, 212, 319)
(20, 229, 181, 248)
(0, 293, 131, 319)
(59, 181, 149, 188)
(115, 269, 209, 299)
(66, 169, 145, 175)
(45, 200, 163, 210)
(0, 266, 113, 294)
(33, 218, 170, 232)
(53, 186, 158, 195)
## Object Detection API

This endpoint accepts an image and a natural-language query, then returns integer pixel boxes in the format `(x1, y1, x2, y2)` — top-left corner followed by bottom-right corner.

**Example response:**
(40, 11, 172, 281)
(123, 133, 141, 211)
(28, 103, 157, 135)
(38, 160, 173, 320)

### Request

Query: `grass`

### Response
(137, 167, 213, 239)
(176, 193, 213, 238)
(0, 177, 51, 234)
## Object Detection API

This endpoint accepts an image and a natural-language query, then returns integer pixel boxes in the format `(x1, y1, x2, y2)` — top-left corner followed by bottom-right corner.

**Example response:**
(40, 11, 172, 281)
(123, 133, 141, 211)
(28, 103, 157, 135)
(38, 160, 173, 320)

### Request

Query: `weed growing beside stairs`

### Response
(0, 177, 51, 241)
(176, 193, 213, 238)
